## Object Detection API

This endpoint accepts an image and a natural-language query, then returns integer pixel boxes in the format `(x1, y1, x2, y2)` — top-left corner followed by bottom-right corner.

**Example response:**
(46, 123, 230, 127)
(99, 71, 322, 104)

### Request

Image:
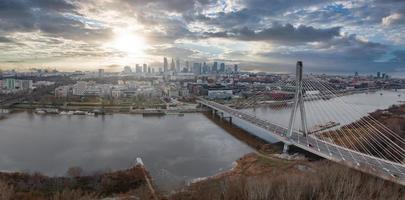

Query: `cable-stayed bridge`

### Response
(197, 62, 405, 186)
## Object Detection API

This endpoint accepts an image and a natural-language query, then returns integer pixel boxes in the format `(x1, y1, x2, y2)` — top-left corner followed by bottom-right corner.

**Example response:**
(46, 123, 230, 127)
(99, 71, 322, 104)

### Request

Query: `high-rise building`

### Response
(202, 62, 208, 74)
(170, 58, 175, 71)
(136, 64, 142, 73)
(193, 63, 202, 75)
(148, 67, 151, 73)
(176, 58, 181, 72)
(220, 63, 225, 73)
(163, 57, 168, 72)
(377, 72, 381, 79)
(98, 69, 104, 78)
(143, 64, 147, 73)
(212, 62, 218, 73)
(5, 79, 15, 90)
(21, 80, 33, 90)
(234, 64, 238, 73)
(185, 61, 190, 72)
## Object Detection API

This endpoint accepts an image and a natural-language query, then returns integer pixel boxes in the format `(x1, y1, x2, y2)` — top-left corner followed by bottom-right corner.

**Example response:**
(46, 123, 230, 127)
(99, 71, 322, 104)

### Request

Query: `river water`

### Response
(0, 112, 253, 190)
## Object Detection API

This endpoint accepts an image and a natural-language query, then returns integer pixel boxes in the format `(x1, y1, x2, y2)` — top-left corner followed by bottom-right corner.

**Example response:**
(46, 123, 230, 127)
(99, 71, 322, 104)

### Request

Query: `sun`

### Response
(110, 30, 147, 56)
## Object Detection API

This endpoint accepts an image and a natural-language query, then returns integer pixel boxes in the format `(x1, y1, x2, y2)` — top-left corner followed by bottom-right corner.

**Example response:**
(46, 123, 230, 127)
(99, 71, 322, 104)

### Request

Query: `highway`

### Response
(197, 98, 405, 186)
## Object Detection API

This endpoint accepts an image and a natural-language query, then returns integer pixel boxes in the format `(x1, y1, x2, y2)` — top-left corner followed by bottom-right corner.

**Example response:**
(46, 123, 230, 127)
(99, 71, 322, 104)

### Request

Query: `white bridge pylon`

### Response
(284, 61, 308, 153)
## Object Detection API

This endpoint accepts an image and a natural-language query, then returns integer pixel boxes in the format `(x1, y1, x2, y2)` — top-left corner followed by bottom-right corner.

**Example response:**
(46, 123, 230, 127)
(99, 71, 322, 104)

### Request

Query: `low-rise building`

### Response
(55, 86, 71, 98)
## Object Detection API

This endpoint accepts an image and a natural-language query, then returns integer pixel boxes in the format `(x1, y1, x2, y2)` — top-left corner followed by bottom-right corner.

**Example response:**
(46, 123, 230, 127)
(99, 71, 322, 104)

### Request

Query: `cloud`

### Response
(0, 0, 112, 42)
(203, 23, 341, 44)
(146, 47, 198, 58)
(382, 13, 403, 26)
(0, 36, 14, 43)
(255, 34, 395, 72)
(391, 50, 405, 63)
(0, 0, 404, 72)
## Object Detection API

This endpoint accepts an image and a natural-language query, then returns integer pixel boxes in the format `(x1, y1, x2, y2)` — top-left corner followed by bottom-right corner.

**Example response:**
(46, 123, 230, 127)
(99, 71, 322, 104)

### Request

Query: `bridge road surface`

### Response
(197, 98, 405, 186)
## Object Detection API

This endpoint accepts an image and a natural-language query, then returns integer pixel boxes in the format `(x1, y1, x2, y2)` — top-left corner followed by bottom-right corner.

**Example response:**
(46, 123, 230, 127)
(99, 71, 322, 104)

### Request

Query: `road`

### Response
(197, 98, 405, 186)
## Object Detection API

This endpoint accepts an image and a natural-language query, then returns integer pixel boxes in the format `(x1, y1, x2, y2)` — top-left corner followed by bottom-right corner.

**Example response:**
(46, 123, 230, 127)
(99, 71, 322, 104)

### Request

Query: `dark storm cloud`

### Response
(203, 24, 341, 43)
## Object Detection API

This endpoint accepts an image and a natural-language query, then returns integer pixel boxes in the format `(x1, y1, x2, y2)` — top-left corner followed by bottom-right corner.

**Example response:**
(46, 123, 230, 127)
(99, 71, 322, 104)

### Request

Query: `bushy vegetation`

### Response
(0, 166, 151, 200)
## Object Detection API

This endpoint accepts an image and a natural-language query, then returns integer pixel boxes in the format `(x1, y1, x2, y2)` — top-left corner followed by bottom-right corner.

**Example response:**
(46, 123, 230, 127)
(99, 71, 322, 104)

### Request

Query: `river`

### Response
(0, 112, 253, 190)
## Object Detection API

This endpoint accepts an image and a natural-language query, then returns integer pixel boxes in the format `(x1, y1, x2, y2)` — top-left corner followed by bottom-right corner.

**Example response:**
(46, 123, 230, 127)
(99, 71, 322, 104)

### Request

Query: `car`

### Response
(307, 144, 314, 148)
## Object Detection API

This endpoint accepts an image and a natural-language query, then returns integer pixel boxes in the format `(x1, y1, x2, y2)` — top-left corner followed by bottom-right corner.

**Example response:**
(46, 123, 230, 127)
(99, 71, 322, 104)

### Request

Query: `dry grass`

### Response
(321, 104, 405, 162)
(0, 180, 14, 200)
(169, 159, 405, 200)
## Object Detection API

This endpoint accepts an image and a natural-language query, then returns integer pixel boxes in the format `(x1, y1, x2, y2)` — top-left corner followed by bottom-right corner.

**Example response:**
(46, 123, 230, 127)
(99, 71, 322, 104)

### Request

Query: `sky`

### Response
(0, 0, 404, 73)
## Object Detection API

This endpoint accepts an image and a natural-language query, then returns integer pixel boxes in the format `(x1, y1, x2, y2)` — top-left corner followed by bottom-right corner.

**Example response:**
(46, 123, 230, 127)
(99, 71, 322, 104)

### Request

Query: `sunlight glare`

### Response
(110, 30, 147, 56)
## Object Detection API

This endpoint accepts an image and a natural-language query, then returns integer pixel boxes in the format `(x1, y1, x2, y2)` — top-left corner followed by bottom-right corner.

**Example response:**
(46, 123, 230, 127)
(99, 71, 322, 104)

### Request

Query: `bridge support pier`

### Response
(222, 116, 232, 124)
(212, 109, 217, 116)
(283, 143, 290, 153)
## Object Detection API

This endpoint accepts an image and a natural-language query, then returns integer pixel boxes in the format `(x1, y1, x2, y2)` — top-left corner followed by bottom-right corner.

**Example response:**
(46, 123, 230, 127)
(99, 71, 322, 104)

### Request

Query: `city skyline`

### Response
(0, 0, 405, 73)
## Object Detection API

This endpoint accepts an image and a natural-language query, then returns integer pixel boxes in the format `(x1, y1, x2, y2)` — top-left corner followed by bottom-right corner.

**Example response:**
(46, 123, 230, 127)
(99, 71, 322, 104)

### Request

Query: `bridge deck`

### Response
(198, 98, 405, 186)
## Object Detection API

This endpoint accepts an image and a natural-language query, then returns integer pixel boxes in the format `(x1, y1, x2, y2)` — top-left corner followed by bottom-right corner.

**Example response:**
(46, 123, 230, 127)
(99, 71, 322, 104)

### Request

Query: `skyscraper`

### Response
(185, 61, 190, 72)
(212, 62, 218, 73)
(136, 64, 142, 73)
(176, 58, 180, 72)
(143, 64, 147, 73)
(234, 64, 238, 73)
(193, 63, 202, 75)
(98, 69, 104, 78)
(202, 62, 208, 74)
(171, 58, 175, 71)
(220, 63, 225, 73)
(163, 57, 168, 72)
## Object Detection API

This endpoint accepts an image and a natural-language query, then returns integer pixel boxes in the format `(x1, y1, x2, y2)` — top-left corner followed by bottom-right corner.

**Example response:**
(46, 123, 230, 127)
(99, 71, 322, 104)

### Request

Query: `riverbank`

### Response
(321, 103, 405, 161)
(5, 102, 206, 116)
(0, 164, 159, 199)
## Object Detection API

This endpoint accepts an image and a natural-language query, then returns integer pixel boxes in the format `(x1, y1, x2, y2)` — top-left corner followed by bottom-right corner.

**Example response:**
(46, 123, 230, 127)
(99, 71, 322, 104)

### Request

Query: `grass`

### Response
(169, 155, 405, 200)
